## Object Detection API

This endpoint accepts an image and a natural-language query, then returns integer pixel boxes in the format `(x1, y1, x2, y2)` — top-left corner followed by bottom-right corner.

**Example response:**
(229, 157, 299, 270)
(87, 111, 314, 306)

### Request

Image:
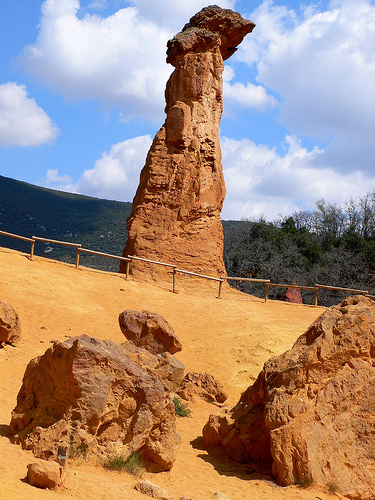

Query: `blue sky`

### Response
(1, 0, 374, 220)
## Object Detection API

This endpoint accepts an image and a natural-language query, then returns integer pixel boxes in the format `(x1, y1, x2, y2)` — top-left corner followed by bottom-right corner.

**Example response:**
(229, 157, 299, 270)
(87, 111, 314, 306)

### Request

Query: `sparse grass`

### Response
(327, 481, 339, 494)
(104, 451, 145, 477)
(70, 441, 89, 459)
(298, 474, 313, 488)
(173, 396, 191, 417)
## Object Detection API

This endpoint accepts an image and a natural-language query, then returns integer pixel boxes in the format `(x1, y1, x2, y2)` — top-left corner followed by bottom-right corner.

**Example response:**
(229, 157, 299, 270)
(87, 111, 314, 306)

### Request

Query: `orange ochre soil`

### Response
(0, 247, 347, 499)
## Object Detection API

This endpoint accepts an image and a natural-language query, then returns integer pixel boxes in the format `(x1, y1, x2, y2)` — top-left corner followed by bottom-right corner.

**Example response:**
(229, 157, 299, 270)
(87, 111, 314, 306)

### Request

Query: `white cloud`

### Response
(76, 135, 152, 201)
(127, 0, 236, 28)
(19, 0, 173, 122)
(44, 169, 77, 192)
(0, 82, 59, 147)
(221, 135, 374, 220)
(236, 0, 375, 174)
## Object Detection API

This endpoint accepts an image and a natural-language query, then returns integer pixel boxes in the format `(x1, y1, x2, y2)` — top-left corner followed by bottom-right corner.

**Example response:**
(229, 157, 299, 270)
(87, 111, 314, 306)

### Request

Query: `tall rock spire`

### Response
(121, 6, 255, 279)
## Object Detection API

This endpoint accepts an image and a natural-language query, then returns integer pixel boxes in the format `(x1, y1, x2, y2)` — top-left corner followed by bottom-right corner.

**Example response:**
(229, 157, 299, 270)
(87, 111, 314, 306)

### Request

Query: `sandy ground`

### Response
(0, 247, 347, 500)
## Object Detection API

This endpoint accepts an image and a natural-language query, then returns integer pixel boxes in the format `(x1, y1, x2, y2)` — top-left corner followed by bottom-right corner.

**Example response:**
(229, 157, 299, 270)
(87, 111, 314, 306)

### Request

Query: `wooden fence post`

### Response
(30, 240, 35, 260)
(76, 247, 80, 268)
(173, 267, 177, 293)
(218, 279, 223, 298)
(265, 284, 269, 302)
(125, 260, 130, 280)
(314, 287, 318, 307)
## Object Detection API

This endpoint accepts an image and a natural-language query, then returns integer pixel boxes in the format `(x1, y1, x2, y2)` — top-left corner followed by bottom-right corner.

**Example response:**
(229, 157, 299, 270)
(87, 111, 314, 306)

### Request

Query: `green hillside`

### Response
(0, 175, 132, 272)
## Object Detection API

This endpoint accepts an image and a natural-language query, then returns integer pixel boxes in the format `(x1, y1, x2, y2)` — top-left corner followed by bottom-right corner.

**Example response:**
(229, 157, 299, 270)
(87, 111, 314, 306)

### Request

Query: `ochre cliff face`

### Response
(121, 6, 255, 279)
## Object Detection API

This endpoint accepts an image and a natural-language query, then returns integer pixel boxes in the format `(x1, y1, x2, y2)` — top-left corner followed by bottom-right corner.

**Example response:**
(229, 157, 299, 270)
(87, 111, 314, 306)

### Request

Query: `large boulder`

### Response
(120, 6, 254, 279)
(121, 341, 185, 392)
(10, 335, 181, 471)
(27, 460, 66, 490)
(203, 296, 375, 500)
(119, 310, 182, 355)
(0, 299, 21, 346)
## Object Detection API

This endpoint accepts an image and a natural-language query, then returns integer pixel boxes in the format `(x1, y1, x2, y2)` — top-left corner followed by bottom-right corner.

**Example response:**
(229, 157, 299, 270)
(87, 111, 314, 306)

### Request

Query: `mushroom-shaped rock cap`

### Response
(167, 5, 255, 66)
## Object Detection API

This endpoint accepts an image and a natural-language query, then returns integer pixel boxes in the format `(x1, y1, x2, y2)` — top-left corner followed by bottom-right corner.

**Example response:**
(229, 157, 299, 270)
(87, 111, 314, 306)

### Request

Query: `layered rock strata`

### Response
(121, 6, 255, 278)
(203, 296, 375, 500)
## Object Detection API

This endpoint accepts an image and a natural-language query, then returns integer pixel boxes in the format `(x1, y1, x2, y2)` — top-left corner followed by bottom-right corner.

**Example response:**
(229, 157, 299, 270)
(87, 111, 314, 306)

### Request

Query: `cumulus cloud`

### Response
(76, 135, 152, 201)
(19, 0, 173, 122)
(44, 169, 77, 192)
(223, 65, 277, 111)
(221, 135, 373, 220)
(127, 0, 236, 28)
(237, 0, 375, 174)
(0, 82, 59, 147)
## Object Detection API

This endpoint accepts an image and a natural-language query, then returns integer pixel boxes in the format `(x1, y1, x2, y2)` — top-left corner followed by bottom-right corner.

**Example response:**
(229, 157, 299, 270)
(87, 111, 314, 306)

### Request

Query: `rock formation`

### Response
(283, 283, 303, 304)
(177, 371, 228, 404)
(119, 310, 182, 355)
(120, 6, 255, 279)
(0, 299, 21, 346)
(10, 334, 180, 471)
(203, 296, 375, 500)
(27, 460, 66, 490)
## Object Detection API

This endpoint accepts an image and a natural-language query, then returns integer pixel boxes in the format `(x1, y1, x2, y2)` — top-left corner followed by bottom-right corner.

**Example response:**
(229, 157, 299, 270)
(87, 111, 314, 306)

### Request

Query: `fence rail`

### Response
(0, 229, 374, 305)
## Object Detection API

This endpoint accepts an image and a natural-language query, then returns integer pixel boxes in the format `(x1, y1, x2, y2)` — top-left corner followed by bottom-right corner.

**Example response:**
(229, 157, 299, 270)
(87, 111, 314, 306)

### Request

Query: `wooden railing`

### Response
(0, 229, 373, 305)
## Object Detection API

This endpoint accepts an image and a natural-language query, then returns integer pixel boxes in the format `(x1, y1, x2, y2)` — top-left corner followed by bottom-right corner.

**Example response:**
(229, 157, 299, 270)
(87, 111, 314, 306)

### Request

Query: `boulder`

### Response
(134, 479, 173, 500)
(283, 283, 303, 304)
(10, 334, 180, 471)
(121, 341, 185, 392)
(203, 296, 375, 500)
(120, 7, 254, 279)
(177, 372, 228, 403)
(27, 459, 65, 489)
(119, 310, 182, 355)
(0, 299, 21, 346)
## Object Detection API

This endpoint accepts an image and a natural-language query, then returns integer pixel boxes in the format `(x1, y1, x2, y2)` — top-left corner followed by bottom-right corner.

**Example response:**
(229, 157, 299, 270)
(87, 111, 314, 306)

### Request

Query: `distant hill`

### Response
(0, 175, 132, 272)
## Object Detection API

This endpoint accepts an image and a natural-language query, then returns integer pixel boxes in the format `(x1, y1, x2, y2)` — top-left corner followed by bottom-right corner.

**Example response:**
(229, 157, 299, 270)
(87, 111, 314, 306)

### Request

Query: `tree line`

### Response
(223, 192, 375, 307)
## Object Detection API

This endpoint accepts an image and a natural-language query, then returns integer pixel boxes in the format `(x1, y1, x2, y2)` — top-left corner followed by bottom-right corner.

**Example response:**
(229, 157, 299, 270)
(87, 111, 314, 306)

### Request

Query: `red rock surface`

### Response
(203, 295, 375, 500)
(121, 6, 254, 279)
(284, 283, 303, 304)
(177, 371, 228, 403)
(10, 334, 180, 471)
(119, 309, 182, 355)
(0, 299, 21, 346)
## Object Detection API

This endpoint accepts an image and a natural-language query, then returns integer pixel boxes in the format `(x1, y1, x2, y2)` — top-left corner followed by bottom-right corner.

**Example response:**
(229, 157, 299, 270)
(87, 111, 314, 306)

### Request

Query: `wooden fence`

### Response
(0, 229, 372, 305)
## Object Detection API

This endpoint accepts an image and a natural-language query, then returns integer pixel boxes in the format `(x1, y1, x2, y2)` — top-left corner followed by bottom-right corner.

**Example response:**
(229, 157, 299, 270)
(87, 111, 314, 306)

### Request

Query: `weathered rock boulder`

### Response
(121, 6, 254, 279)
(0, 299, 21, 346)
(283, 283, 303, 304)
(119, 310, 182, 355)
(134, 479, 173, 500)
(177, 372, 228, 403)
(203, 296, 375, 500)
(27, 459, 66, 490)
(10, 335, 180, 471)
(121, 341, 185, 392)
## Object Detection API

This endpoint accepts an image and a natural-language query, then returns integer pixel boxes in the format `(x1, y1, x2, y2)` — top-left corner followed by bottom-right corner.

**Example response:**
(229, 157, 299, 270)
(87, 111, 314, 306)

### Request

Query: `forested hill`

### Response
(223, 197, 375, 306)
(0, 175, 132, 271)
(1, 175, 375, 306)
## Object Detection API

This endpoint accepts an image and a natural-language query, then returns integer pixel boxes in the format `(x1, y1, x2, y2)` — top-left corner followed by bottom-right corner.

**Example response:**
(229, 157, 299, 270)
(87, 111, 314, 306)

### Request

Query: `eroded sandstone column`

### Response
(121, 6, 255, 279)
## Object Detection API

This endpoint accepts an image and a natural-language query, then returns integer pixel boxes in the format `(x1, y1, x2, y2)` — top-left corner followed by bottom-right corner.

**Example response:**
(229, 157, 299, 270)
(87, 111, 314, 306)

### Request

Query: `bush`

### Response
(173, 396, 191, 417)
(104, 451, 145, 477)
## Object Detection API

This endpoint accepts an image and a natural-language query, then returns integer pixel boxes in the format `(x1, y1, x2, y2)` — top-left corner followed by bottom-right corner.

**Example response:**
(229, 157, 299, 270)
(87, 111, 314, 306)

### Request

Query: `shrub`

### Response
(173, 396, 191, 417)
(104, 451, 145, 477)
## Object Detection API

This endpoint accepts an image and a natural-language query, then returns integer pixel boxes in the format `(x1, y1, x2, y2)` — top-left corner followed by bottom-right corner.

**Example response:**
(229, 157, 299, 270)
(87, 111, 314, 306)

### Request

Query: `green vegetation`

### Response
(327, 481, 339, 494)
(298, 474, 313, 488)
(223, 194, 375, 306)
(104, 451, 145, 476)
(0, 174, 132, 272)
(2, 175, 375, 306)
(69, 441, 89, 459)
(173, 396, 191, 417)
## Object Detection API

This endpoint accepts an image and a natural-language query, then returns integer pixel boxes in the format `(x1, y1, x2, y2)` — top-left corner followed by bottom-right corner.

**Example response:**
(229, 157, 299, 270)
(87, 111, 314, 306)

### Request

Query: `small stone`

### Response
(134, 479, 173, 500)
